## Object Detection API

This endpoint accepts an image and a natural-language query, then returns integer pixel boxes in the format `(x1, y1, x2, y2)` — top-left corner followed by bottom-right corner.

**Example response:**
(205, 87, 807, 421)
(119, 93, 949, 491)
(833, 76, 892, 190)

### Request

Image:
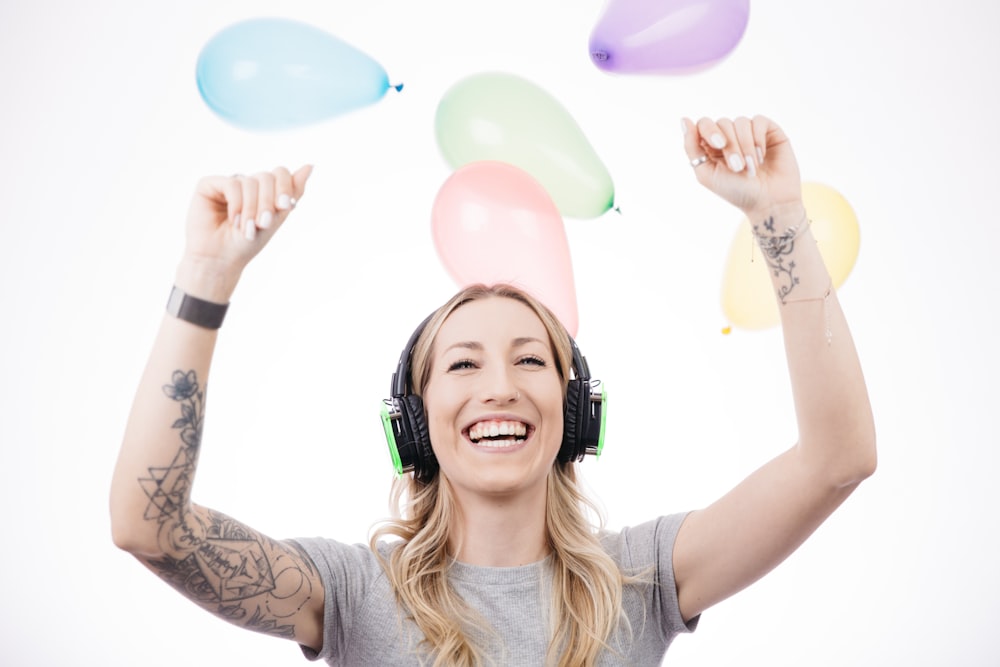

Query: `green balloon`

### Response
(435, 72, 614, 219)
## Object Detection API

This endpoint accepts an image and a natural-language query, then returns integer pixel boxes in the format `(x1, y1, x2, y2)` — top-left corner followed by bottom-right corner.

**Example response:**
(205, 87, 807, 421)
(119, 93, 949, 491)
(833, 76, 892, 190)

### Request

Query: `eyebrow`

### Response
(442, 337, 547, 354)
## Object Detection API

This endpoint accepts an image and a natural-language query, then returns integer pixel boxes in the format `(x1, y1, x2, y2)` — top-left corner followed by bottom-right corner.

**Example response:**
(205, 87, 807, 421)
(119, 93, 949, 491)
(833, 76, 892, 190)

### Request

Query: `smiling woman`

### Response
(109, 115, 876, 667)
(368, 285, 634, 665)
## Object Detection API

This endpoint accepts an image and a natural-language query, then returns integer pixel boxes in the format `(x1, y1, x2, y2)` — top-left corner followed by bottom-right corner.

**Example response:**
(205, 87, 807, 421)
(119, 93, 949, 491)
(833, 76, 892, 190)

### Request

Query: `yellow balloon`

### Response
(720, 182, 860, 330)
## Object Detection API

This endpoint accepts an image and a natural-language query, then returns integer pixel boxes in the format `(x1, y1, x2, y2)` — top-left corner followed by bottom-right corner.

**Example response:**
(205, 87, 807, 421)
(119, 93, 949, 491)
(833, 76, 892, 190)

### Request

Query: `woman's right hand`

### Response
(177, 165, 313, 301)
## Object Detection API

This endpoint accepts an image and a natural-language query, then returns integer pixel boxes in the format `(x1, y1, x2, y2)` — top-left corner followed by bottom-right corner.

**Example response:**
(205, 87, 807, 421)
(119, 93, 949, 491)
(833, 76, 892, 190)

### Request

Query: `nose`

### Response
(480, 363, 519, 404)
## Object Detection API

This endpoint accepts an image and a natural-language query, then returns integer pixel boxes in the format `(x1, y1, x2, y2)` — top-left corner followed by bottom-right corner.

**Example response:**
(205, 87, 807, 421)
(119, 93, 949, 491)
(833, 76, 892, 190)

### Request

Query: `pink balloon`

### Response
(431, 161, 579, 337)
(589, 0, 750, 75)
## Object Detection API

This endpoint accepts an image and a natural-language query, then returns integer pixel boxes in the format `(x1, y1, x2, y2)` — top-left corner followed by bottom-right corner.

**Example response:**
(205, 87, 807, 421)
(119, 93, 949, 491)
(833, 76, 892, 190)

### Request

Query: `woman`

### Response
(110, 115, 876, 666)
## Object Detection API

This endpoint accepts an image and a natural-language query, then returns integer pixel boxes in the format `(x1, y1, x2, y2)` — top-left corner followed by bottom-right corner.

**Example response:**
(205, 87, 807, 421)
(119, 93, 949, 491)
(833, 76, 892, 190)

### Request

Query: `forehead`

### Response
(435, 297, 549, 348)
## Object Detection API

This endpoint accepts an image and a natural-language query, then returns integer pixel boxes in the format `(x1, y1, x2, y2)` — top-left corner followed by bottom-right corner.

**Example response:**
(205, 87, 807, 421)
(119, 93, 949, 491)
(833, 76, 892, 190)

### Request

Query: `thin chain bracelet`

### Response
(783, 280, 834, 346)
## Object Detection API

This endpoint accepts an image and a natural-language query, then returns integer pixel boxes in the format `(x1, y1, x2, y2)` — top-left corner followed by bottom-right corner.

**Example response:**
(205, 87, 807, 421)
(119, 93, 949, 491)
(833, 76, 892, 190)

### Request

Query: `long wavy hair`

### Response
(370, 284, 630, 666)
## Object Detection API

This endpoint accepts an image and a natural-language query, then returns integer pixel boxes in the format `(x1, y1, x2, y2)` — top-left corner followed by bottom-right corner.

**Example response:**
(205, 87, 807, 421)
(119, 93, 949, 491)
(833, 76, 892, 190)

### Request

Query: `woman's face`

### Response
(422, 296, 565, 499)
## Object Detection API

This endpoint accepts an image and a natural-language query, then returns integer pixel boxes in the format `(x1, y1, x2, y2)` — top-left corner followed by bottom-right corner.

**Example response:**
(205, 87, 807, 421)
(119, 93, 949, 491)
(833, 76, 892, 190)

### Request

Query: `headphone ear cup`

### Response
(560, 379, 588, 463)
(402, 395, 437, 479)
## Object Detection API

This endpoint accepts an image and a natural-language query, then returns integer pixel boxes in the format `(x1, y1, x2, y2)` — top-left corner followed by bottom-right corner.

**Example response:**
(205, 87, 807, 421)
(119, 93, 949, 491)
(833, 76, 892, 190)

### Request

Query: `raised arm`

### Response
(109, 167, 325, 651)
(672, 117, 877, 621)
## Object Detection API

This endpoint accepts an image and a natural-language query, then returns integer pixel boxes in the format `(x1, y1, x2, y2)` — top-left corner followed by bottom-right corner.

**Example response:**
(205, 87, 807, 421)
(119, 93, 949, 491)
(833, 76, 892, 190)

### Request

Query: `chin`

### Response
(468, 465, 551, 498)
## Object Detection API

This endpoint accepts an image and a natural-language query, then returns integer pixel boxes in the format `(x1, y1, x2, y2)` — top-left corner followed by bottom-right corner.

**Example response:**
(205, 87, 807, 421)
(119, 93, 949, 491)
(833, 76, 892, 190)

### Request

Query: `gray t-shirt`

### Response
(292, 513, 697, 666)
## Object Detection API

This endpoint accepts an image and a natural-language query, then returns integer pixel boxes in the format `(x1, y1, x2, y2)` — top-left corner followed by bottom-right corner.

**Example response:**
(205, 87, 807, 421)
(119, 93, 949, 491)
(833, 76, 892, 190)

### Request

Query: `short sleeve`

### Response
(288, 537, 387, 663)
(610, 513, 700, 640)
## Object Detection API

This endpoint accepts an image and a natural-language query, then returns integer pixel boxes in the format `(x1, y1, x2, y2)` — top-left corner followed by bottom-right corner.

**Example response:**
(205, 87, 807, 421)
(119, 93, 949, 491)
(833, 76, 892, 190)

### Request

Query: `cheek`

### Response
(548, 407, 566, 448)
(426, 411, 452, 449)
(541, 386, 567, 445)
(422, 389, 462, 449)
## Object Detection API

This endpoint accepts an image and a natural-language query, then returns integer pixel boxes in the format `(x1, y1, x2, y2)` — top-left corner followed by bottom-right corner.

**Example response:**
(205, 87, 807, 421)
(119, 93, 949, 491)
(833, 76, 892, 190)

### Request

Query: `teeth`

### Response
(468, 419, 528, 443)
(478, 438, 520, 448)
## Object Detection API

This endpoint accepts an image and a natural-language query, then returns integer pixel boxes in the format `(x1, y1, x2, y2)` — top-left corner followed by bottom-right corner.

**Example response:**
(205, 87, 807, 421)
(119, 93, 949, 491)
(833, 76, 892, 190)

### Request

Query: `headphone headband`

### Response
(390, 314, 433, 399)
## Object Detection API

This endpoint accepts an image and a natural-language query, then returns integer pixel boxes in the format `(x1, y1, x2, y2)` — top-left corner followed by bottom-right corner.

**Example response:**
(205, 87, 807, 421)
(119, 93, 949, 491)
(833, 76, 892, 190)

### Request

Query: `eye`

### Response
(517, 355, 546, 367)
(447, 359, 477, 372)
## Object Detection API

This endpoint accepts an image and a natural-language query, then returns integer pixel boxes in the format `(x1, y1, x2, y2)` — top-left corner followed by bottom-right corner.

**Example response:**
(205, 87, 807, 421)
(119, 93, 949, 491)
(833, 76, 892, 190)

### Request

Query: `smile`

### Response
(465, 419, 531, 449)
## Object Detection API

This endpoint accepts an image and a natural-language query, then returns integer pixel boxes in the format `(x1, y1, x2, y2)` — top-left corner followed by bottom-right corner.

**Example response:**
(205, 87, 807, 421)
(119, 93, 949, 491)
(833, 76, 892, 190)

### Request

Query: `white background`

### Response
(2, 1, 998, 664)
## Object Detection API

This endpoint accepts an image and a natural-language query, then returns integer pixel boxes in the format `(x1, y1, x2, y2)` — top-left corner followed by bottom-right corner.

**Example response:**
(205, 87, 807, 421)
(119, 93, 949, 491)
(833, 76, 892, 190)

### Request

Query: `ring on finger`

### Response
(690, 155, 709, 168)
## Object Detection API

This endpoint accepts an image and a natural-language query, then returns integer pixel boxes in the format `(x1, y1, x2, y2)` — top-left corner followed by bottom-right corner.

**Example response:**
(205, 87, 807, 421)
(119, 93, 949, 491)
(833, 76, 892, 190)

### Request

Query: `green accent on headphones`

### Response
(595, 386, 608, 458)
(380, 403, 404, 476)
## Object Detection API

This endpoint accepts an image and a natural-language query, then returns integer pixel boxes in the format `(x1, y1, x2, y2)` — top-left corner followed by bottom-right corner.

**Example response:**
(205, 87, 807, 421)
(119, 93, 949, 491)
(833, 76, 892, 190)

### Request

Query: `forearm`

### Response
(751, 203, 876, 485)
(110, 260, 236, 555)
(110, 305, 326, 643)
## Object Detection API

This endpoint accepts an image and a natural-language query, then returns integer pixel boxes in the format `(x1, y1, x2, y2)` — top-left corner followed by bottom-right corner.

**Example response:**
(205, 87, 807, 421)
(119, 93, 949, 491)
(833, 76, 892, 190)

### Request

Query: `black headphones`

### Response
(380, 314, 607, 481)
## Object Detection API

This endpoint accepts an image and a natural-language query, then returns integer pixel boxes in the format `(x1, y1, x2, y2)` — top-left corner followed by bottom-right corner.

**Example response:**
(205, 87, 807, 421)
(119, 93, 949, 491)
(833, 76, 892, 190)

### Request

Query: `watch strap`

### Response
(166, 286, 229, 329)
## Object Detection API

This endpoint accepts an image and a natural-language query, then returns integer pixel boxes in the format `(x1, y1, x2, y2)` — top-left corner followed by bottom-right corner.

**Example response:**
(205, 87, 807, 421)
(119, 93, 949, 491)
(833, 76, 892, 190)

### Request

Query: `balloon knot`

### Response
(721, 326, 732, 336)
(592, 51, 609, 62)
(392, 83, 404, 92)
(613, 206, 621, 215)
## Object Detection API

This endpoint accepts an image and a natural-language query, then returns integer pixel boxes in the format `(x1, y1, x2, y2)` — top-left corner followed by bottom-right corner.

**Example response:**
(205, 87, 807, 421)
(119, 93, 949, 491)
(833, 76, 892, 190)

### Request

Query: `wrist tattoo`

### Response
(752, 215, 811, 304)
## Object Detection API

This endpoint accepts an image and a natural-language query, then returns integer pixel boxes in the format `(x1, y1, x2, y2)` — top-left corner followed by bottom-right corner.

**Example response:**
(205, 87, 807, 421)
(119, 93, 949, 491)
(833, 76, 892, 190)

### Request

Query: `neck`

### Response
(445, 477, 550, 567)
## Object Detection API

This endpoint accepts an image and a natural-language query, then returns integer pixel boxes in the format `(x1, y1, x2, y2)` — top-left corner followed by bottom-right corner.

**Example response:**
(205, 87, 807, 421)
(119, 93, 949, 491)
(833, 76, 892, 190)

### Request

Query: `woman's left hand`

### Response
(682, 115, 803, 220)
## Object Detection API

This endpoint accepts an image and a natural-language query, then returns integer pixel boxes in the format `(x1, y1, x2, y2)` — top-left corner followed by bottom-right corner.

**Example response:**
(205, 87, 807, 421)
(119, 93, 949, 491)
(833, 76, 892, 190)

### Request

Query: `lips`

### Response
(465, 419, 532, 448)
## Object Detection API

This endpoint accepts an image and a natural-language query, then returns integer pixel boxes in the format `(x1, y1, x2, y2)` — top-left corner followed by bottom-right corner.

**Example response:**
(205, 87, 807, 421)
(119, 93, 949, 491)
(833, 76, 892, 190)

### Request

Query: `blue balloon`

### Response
(196, 18, 399, 130)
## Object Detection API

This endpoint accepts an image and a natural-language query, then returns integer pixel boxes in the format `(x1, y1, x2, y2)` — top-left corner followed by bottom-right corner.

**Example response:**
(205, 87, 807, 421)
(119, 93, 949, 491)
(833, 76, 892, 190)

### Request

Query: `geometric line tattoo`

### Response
(135, 369, 315, 639)
(139, 370, 203, 522)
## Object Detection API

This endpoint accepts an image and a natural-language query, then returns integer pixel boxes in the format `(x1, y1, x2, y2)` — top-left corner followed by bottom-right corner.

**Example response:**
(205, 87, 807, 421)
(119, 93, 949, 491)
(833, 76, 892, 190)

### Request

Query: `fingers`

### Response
(291, 164, 313, 203)
(226, 165, 313, 242)
(255, 173, 275, 232)
(274, 167, 294, 212)
(731, 117, 756, 177)
(681, 117, 718, 184)
(222, 177, 243, 228)
(238, 176, 259, 240)
(750, 115, 770, 166)
(686, 116, 769, 177)
(682, 117, 709, 160)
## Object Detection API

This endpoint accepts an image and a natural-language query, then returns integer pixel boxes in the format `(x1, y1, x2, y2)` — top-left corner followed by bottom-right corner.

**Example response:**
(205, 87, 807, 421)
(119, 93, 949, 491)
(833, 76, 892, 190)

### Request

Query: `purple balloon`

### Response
(589, 0, 750, 75)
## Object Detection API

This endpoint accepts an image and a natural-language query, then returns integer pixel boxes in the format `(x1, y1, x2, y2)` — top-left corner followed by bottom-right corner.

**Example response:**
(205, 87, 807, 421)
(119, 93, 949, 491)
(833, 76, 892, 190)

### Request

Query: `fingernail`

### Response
(727, 153, 744, 172)
(745, 154, 756, 177)
(258, 210, 273, 229)
(289, 197, 297, 208)
(710, 133, 726, 149)
(276, 194, 291, 210)
(245, 219, 256, 240)
(681, 119, 688, 135)
(756, 146, 764, 164)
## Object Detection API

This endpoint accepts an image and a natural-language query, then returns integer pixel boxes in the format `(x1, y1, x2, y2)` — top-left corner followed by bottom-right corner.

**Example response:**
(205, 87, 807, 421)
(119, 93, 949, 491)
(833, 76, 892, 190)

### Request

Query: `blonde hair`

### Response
(370, 284, 629, 666)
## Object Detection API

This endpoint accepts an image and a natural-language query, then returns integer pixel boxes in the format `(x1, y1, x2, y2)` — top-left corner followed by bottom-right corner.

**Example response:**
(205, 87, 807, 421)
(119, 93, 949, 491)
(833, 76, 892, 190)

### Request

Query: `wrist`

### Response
(174, 256, 242, 303)
(166, 286, 229, 329)
(744, 200, 807, 232)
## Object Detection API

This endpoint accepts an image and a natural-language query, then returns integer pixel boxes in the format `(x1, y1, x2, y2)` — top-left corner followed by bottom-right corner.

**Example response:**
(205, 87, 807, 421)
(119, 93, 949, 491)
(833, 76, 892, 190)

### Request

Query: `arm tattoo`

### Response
(139, 371, 202, 522)
(136, 370, 316, 639)
(753, 215, 809, 303)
